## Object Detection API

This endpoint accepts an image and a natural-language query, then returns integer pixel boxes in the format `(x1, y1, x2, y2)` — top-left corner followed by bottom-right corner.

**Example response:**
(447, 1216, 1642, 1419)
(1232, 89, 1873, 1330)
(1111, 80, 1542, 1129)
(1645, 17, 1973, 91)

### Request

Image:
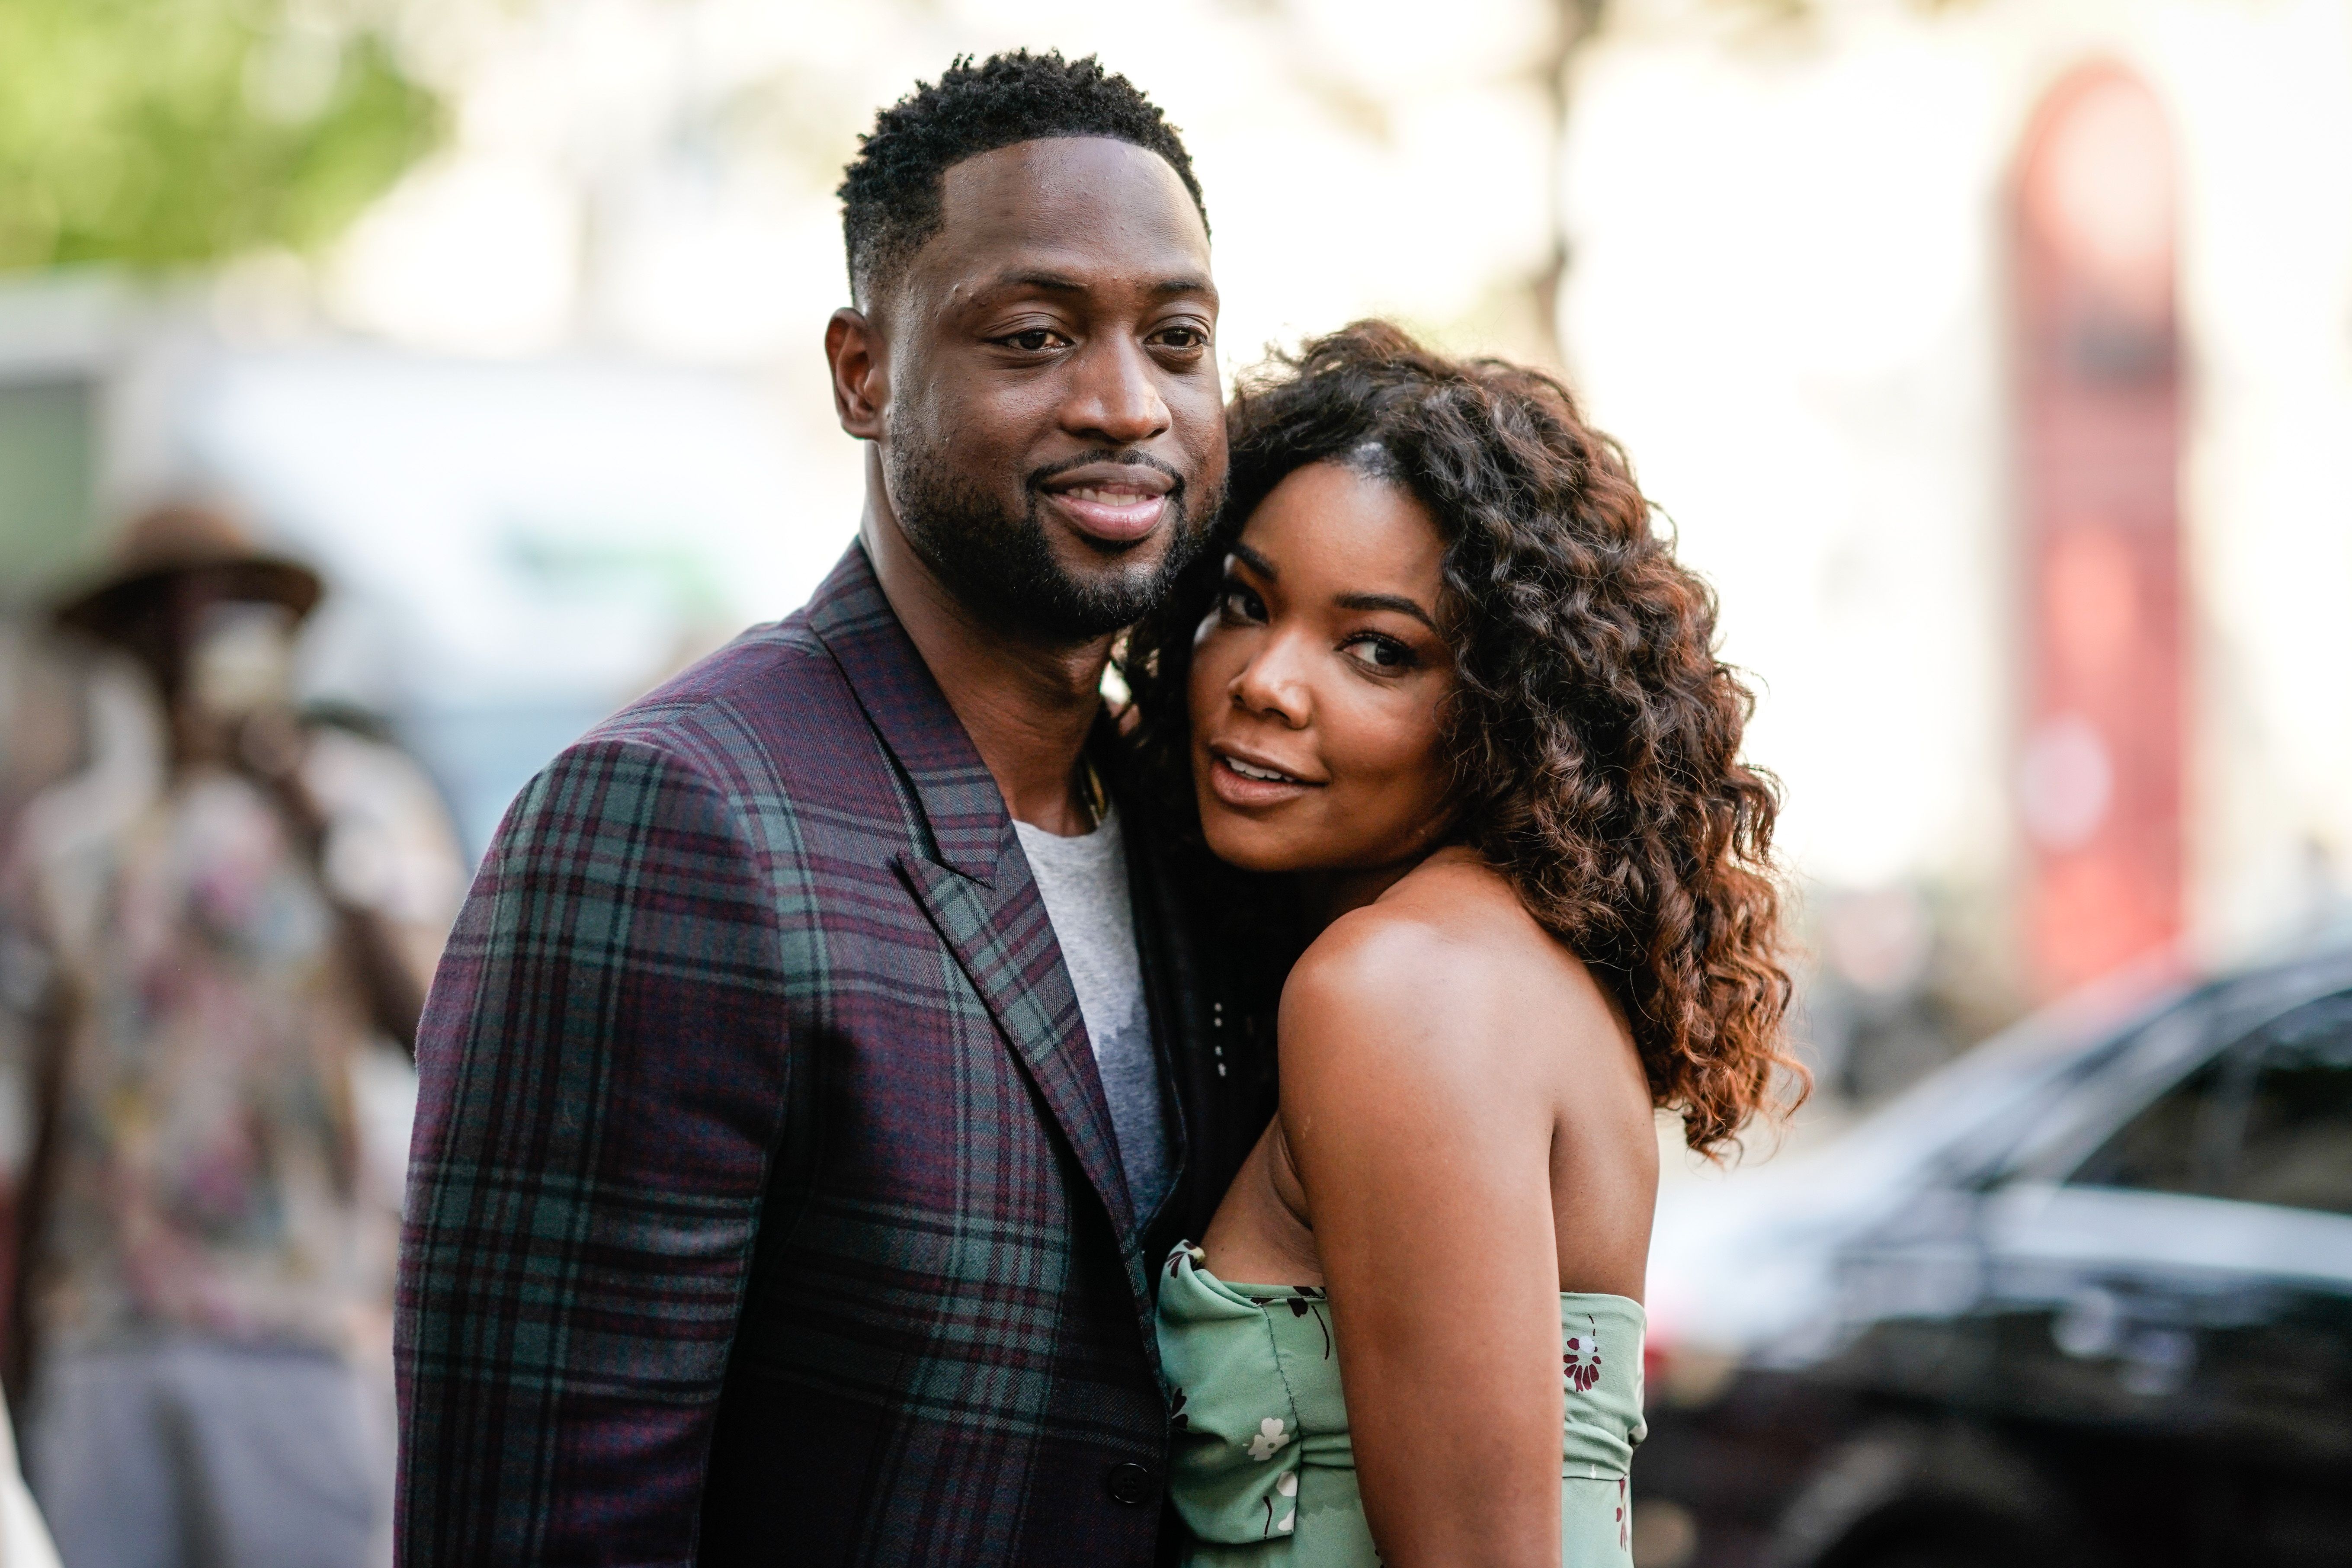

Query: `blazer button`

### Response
(1103, 1461, 1157, 1507)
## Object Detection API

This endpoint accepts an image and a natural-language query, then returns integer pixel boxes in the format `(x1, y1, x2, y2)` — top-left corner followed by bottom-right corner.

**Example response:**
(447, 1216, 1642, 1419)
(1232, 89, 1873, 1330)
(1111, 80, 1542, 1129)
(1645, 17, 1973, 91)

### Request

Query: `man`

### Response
(397, 52, 1273, 1566)
(3, 503, 464, 1567)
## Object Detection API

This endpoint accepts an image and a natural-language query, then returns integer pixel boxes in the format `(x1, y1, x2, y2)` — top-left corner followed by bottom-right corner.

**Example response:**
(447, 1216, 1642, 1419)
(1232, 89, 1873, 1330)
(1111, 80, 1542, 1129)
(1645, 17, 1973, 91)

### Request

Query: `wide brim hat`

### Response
(51, 503, 324, 646)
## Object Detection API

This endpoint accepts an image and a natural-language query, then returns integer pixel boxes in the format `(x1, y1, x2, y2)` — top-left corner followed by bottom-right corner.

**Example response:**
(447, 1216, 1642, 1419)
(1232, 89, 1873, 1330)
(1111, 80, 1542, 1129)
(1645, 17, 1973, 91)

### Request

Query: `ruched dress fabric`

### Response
(1157, 1243, 1646, 1568)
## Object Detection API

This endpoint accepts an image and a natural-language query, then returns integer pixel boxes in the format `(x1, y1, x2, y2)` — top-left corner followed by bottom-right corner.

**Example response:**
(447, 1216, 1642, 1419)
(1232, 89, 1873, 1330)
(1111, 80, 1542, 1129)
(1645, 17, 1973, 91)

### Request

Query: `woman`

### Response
(1122, 323, 1800, 1567)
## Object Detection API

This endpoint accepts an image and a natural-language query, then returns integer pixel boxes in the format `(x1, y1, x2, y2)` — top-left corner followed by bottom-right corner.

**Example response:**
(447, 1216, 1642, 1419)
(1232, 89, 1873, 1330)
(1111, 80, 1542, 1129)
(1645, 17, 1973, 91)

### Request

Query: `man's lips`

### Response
(1204, 744, 1323, 808)
(1039, 462, 1177, 544)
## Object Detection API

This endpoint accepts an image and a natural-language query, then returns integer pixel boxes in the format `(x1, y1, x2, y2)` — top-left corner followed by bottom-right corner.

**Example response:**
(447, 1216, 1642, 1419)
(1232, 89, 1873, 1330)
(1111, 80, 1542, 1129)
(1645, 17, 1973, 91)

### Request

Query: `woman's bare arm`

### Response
(1279, 906, 1573, 1568)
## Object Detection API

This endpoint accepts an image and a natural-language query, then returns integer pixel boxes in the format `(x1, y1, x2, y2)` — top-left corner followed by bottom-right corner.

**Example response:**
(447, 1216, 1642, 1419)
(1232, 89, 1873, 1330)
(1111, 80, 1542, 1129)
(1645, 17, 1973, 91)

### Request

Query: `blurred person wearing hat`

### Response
(0, 504, 465, 1568)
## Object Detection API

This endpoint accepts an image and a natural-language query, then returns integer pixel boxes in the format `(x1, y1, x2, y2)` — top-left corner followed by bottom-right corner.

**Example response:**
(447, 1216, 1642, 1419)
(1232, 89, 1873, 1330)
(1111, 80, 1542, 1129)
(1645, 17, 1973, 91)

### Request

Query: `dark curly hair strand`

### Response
(1122, 322, 1802, 1154)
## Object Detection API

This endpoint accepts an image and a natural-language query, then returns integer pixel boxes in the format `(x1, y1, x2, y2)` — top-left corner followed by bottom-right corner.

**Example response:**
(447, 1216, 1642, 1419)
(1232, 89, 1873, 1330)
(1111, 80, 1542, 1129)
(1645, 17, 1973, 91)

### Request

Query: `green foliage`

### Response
(0, 0, 444, 271)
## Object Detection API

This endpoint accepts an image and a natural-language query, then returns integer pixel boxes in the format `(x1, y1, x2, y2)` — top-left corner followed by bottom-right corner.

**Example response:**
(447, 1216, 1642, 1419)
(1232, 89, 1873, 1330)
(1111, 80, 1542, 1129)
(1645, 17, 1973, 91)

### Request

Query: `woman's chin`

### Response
(1197, 807, 1312, 876)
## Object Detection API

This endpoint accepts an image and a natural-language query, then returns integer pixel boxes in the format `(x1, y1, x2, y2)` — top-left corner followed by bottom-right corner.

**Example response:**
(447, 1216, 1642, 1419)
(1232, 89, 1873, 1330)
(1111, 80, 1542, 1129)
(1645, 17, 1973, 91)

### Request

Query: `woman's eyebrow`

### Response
(1336, 591, 1438, 632)
(1229, 541, 1278, 578)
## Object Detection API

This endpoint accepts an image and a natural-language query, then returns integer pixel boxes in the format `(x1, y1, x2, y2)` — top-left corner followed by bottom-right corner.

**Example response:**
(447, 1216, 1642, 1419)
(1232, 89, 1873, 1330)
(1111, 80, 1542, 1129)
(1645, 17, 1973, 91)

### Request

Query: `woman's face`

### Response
(1188, 460, 1458, 877)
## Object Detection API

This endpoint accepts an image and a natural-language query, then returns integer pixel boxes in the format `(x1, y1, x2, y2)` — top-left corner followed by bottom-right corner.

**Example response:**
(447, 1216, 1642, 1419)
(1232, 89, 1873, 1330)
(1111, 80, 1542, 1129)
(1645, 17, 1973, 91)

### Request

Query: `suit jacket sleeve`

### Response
(396, 736, 790, 1566)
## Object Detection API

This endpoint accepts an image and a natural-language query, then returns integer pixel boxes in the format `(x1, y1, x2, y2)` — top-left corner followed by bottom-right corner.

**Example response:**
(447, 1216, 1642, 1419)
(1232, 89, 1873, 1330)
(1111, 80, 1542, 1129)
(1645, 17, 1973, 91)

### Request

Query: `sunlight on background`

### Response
(1562, 1, 2352, 978)
(5, 0, 2351, 1068)
(6, 13, 2350, 1565)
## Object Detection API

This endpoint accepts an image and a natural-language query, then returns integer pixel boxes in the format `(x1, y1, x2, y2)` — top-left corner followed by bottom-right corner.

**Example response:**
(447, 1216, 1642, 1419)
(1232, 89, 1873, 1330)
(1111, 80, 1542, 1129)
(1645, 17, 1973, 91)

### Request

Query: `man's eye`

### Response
(998, 329, 1063, 353)
(1155, 326, 1209, 351)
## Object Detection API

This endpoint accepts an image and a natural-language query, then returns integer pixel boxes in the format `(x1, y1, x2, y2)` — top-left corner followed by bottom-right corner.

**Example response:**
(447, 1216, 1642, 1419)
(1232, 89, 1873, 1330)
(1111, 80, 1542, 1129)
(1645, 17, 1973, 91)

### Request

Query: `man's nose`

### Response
(1062, 337, 1170, 447)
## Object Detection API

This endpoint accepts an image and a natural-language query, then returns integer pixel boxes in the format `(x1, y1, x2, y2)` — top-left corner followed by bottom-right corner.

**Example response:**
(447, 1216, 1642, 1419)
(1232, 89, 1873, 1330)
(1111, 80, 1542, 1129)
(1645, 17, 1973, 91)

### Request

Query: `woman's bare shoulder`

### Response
(1278, 852, 1629, 1093)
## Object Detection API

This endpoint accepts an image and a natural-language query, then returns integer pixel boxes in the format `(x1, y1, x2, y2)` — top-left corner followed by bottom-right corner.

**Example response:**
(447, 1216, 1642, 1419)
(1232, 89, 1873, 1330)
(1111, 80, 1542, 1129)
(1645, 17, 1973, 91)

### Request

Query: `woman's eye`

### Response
(1218, 584, 1266, 623)
(1343, 634, 1417, 672)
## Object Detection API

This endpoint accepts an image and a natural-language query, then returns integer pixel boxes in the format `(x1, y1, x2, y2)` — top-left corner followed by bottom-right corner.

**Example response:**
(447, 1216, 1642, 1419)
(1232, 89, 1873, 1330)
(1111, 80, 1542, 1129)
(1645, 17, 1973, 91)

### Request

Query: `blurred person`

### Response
(0, 619, 90, 1340)
(0, 617, 92, 842)
(0, 503, 465, 1568)
(1121, 324, 1801, 1566)
(397, 52, 1269, 1568)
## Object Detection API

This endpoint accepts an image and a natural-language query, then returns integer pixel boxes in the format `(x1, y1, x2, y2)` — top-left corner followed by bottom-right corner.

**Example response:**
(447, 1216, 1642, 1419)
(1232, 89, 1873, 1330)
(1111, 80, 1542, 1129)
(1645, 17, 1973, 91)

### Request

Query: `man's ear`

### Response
(827, 308, 887, 440)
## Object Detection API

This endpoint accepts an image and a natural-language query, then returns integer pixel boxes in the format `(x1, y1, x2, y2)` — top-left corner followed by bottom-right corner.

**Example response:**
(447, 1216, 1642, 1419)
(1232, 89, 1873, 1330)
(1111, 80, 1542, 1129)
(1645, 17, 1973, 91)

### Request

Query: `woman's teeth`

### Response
(1226, 757, 1296, 784)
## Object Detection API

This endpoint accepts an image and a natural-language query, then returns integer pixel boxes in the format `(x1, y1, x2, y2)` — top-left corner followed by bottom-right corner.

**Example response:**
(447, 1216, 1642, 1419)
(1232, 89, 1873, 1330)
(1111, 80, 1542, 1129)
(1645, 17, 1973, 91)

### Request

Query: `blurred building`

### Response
(0, 272, 844, 856)
(1564, 0, 2352, 1090)
(5, 0, 2349, 1108)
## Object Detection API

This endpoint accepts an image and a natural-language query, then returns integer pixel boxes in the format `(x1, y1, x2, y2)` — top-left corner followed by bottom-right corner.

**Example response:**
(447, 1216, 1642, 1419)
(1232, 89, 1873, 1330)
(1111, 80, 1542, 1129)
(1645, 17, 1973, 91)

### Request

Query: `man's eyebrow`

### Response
(987, 269, 1218, 298)
(996, 270, 1086, 293)
(1337, 592, 1439, 632)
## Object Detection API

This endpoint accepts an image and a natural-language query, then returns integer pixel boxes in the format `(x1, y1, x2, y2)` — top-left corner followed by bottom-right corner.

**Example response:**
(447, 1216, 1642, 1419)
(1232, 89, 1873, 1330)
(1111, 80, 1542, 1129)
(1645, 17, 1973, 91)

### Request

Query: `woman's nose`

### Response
(1230, 640, 1312, 728)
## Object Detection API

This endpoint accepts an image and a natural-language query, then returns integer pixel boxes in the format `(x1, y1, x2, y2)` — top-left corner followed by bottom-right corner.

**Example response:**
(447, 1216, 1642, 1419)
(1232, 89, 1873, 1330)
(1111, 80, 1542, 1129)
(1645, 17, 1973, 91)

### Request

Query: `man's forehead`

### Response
(925, 137, 1211, 285)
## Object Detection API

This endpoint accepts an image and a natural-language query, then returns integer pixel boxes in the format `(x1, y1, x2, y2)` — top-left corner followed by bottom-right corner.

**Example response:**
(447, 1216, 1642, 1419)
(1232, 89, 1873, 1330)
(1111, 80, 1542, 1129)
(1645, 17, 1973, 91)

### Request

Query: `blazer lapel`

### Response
(804, 544, 1139, 1260)
(894, 851, 1137, 1234)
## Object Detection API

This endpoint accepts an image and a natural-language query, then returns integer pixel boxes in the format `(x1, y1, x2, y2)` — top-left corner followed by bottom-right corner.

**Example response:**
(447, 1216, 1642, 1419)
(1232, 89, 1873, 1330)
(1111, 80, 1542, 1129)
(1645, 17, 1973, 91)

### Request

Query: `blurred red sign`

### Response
(2014, 65, 2184, 998)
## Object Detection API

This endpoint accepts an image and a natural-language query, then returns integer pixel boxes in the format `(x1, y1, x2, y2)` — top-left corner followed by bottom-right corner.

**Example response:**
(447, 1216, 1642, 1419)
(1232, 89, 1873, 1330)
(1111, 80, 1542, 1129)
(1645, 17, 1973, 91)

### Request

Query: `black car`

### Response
(1636, 942, 2352, 1568)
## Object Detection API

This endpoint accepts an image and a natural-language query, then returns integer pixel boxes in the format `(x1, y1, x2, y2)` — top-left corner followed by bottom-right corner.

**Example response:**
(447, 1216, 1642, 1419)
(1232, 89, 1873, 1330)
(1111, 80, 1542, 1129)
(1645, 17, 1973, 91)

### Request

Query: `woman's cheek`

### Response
(1343, 688, 1449, 831)
(1329, 683, 1414, 776)
(1186, 638, 1232, 728)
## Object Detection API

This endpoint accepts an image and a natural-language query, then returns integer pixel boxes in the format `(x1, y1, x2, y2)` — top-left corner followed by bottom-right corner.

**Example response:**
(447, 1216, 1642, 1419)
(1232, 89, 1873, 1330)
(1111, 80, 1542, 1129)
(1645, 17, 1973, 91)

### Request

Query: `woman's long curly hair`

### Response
(1122, 321, 1801, 1153)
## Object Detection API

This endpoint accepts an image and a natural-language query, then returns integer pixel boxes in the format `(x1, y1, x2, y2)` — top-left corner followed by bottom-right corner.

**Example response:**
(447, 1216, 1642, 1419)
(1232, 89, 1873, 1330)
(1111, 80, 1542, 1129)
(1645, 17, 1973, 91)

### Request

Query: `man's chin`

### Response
(1024, 531, 1186, 627)
(1045, 520, 1170, 577)
(1024, 574, 1175, 640)
(893, 477, 1201, 639)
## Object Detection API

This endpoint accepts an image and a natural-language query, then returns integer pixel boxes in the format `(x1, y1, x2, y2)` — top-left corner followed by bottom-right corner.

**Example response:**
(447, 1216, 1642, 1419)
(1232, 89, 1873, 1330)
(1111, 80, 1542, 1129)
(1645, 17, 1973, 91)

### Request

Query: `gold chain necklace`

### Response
(1079, 758, 1109, 833)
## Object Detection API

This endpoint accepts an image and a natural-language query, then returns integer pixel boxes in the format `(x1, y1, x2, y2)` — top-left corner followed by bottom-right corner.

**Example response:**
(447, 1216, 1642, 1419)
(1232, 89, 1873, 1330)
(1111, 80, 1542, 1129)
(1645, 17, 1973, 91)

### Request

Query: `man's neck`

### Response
(860, 492, 1109, 838)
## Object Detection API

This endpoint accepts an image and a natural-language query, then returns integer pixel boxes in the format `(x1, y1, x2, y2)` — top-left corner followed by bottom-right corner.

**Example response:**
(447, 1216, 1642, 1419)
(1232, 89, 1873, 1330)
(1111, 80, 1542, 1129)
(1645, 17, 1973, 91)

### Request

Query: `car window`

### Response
(2067, 1054, 2233, 1196)
(2066, 990, 2352, 1216)
(2220, 996, 2352, 1217)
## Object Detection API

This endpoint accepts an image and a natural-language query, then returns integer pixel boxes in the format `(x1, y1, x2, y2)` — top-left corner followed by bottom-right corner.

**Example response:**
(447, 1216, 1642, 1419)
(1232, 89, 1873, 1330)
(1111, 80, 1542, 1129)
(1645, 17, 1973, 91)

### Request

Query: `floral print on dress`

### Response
(1269, 1470, 1297, 1536)
(1564, 1312, 1603, 1393)
(1252, 1286, 1333, 1359)
(1247, 1416, 1292, 1461)
(1157, 1239, 1648, 1563)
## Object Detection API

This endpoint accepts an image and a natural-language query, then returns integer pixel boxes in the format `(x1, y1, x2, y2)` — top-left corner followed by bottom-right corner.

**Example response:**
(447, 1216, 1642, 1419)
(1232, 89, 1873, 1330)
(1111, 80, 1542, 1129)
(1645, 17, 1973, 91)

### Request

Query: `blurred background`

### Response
(1, 1, 2349, 1565)
(10, 0, 2351, 1076)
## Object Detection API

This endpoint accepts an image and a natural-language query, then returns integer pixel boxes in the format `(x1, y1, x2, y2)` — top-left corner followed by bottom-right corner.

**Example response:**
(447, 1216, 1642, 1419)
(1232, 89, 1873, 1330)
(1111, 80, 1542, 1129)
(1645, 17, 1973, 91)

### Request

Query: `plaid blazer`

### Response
(397, 543, 1274, 1567)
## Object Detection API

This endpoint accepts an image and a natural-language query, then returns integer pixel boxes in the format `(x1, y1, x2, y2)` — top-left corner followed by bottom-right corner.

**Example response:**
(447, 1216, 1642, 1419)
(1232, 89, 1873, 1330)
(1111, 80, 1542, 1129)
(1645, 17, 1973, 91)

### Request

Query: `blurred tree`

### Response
(1526, 0, 1607, 367)
(1522, 0, 1987, 365)
(0, 0, 444, 272)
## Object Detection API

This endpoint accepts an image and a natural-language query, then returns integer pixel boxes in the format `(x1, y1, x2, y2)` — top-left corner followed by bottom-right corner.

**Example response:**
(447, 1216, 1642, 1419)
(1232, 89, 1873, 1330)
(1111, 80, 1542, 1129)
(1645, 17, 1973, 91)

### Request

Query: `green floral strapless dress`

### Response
(1157, 1243, 1647, 1568)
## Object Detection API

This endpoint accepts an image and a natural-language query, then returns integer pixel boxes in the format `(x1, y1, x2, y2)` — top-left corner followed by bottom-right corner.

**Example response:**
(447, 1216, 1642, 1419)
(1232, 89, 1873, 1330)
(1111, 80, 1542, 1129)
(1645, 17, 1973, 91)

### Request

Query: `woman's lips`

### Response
(1042, 486, 1169, 543)
(1205, 750, 1320, 808)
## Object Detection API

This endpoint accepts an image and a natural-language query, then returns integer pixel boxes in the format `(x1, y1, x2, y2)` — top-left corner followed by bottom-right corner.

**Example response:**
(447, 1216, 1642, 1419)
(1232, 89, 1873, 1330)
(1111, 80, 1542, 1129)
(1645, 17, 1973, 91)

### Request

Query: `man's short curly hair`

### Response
(838, 51, 1208, 308)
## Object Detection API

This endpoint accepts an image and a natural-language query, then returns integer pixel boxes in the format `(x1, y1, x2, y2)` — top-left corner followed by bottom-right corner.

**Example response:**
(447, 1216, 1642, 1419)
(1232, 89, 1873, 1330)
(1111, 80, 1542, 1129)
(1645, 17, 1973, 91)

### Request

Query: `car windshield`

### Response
(1803, 964, 2187, 1197)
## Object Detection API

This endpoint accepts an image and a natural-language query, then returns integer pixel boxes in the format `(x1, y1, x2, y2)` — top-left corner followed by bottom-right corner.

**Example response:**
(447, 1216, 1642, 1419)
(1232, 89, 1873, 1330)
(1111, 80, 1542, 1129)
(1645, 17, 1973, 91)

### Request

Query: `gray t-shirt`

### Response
(1013, 806, 1173, 1221)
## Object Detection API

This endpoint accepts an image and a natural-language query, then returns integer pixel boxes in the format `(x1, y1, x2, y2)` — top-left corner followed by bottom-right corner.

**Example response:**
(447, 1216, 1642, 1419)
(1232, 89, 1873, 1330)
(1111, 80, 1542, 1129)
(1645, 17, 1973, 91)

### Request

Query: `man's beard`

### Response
(886, 435, 1216, 641)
